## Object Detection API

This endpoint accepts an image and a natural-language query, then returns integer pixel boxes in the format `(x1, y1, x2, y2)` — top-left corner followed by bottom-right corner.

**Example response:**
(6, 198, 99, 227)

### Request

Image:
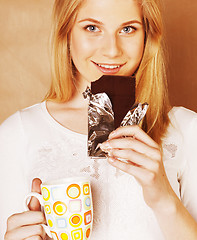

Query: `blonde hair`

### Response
(136, 0, 171, 144)
(45, 0, 171, 145)
(45, 0, 83, 102)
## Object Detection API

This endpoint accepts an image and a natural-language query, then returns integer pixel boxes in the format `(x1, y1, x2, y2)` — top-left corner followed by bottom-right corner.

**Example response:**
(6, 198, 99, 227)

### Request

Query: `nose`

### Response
(101, 33, 122, 58)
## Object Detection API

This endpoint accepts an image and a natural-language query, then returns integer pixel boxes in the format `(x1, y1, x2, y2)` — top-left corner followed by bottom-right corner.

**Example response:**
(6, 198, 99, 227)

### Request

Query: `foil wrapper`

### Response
(121, 102, 149, 126)
(83, 86, 149, 158)
(83, 87, 114, 158)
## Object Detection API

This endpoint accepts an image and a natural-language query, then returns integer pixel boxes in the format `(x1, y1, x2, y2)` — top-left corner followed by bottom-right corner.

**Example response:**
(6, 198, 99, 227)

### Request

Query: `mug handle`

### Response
(24, 192, 52, 238)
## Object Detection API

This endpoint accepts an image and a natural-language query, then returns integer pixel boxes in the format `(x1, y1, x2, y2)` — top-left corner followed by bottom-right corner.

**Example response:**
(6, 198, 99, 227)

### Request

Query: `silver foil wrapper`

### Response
(83, 87, 149, 158)
(121, 102, 149, 126)
(83, 87, 114, 158)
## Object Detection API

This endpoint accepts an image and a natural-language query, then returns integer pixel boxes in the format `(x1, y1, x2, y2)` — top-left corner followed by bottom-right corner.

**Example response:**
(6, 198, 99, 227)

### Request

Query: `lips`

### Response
(91, 61, 125, 74)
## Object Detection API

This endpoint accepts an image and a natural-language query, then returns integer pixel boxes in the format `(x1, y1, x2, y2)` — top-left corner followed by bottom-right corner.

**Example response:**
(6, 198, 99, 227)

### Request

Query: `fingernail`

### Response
(108, 157, 115, 163)
(108, 149, 113, 157)
(100, 141, 112, 150)
(99, 144, 105, 151)
(109, 131, 116, 138)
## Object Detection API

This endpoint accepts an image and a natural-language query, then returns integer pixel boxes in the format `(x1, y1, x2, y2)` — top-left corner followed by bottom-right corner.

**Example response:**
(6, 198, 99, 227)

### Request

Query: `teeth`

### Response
(97, 64, 120, 69)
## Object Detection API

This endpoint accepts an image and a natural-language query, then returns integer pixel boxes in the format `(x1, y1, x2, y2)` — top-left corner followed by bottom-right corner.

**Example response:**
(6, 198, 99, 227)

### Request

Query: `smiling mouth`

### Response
(96, 63, 121, 69)
(92, 61, 125, 74)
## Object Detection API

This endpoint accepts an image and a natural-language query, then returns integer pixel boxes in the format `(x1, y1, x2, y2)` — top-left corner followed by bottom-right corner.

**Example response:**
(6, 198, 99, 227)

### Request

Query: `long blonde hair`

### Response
(136, 0, 171, 144)
(45, 0, 83, 102)
(45, 0, 171, 145)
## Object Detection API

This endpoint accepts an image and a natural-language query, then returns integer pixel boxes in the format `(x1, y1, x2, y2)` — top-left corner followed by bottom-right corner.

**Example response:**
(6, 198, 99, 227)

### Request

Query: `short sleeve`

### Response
(179, 116, 197, 221)
(0, 112, 28, 239)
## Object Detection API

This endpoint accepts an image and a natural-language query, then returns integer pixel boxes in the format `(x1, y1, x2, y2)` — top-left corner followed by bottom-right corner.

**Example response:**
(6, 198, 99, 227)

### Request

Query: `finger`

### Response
(107, 156, 149, 184)
(7, 211, 46, 231)
(109, 125, 158, 148)
(24, 236, 42, 240)
(101, 137, 161, 160)
(5, 224, 46, 240)
(28, 178, 42, 211)
(109, 148, 159, 171)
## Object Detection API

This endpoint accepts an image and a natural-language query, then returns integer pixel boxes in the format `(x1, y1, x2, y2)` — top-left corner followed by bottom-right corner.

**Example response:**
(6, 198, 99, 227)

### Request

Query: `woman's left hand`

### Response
(100, 125, 177, 211)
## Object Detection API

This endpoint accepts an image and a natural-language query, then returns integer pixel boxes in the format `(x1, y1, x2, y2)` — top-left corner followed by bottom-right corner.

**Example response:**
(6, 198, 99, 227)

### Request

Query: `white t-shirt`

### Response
(0, 102, 197, 240)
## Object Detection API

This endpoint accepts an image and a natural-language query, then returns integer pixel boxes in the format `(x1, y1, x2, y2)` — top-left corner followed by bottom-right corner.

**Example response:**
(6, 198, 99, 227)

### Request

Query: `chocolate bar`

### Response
(83, 75, 136, 158)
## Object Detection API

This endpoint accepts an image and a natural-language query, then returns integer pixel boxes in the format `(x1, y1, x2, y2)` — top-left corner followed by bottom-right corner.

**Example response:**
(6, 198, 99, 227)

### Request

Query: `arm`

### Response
(154, 114, 197, 239)
(0, 113, 47, 239)
(0, 112, 26, 239)
(100, 124, 197, 240)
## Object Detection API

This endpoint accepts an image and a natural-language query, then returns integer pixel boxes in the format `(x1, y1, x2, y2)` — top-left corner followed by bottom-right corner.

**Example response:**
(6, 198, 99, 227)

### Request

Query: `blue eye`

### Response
(85, 25, 100, 32)
(120, 26, 135, 34)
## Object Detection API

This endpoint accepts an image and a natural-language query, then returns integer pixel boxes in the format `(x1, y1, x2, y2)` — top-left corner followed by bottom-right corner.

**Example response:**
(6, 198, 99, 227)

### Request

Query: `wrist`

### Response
(151, 194, 197, 240)
(152, 194, 180, 217)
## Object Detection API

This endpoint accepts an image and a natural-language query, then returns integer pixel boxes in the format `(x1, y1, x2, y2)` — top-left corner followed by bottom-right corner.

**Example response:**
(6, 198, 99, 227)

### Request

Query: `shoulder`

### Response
(1, 102, 44, 126)
(20, 102, 45, 121)
(168, 106, 197, 135)
(172, 109, 197, 218)
(167, 106, 197, 163)
(163, 106, 197, 161)
(170, 106, 197, 121)
(162, 107, 197, 184)
(0, 102, 44, 139)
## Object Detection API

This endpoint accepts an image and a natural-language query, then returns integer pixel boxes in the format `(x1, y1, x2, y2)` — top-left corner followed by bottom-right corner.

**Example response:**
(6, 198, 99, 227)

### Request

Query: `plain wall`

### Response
(0, 0, 196, 123)
(163, 0, 197, 111)
(0, 0, 52, 123)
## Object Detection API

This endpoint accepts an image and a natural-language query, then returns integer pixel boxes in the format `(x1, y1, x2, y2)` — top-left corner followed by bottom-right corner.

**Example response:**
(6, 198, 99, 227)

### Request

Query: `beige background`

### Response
(0, 0, 197, 123)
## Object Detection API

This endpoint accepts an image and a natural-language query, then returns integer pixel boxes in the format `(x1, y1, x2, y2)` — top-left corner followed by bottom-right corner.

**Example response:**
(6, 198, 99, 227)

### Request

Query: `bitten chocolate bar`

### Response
(91, 75, 135, 128)
(83, 75, 148, 158)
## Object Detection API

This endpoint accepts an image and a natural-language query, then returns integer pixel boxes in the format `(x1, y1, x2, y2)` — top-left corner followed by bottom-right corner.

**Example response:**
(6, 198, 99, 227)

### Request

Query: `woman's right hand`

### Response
(4, 178, 48, 240)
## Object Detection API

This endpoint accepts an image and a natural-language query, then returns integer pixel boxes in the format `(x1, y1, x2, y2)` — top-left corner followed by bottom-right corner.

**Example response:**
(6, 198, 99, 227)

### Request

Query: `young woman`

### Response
(1, 0, 197, 239)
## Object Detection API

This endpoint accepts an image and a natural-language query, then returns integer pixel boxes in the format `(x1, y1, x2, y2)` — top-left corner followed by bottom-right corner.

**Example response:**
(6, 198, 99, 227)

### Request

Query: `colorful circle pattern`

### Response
(84, 197, 91, 210)
(69, 214, 83, 228)
(85, 227, 91, 239)
(67, 184, 81, 199)
(59, 231, 70, 240)
(46, 215, 55, 230)
(42, 187, 50, 201)
(53, 201, 67, 216)
(43, 182, 92, 239)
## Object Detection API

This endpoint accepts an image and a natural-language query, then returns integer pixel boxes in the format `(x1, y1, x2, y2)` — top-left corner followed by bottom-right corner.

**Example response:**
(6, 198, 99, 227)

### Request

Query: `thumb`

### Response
(28, 178, 42, 211)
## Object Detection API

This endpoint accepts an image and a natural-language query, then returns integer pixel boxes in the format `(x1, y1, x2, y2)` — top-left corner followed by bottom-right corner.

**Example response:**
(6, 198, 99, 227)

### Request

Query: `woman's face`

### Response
(70, 0, 145, 84)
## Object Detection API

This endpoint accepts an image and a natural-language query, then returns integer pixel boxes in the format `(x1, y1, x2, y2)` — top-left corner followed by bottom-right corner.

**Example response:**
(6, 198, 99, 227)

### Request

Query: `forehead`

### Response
(77, 0, 142, 23)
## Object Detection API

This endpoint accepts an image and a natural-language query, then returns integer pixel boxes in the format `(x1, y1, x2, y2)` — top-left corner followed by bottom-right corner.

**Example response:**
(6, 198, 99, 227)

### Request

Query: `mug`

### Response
(24, 177, 93, 240)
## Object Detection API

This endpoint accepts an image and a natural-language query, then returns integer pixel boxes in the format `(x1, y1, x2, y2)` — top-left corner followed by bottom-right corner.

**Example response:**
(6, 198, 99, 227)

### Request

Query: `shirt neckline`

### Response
(40, 100, 87, 139)
(40, 101, 178, 140)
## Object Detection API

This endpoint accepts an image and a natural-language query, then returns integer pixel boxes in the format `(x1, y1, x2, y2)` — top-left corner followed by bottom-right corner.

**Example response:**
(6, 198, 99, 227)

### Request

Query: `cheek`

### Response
(70, 32, 99, 62)
(122, 32, 145, 62)
(126, 41, 144, 61)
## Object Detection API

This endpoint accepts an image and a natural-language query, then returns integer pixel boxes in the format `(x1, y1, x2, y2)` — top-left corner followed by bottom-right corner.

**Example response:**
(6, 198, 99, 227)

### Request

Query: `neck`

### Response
(67, 78, 90, 109)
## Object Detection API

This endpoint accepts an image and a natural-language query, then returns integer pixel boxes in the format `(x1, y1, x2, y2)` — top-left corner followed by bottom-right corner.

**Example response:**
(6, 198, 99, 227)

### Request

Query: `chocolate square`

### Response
(91, 75, 135, 128)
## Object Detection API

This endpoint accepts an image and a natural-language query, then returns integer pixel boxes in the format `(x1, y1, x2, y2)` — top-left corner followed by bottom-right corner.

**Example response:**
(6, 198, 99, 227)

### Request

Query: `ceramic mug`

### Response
(24, 177, 93, 240)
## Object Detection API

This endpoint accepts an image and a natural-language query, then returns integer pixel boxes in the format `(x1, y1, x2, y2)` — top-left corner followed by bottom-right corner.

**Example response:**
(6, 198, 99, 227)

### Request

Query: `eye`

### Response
(85, 25, 100, 33)
(120, 26, 136, 34)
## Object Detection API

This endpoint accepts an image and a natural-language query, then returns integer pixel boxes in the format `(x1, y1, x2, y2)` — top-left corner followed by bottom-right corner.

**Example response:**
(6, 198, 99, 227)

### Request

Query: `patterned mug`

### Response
(24, 177, 93, 240)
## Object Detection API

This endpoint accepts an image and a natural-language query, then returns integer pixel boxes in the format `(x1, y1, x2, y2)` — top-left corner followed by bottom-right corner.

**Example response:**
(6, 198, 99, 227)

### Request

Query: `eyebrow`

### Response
(78, 18, 143, 26)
